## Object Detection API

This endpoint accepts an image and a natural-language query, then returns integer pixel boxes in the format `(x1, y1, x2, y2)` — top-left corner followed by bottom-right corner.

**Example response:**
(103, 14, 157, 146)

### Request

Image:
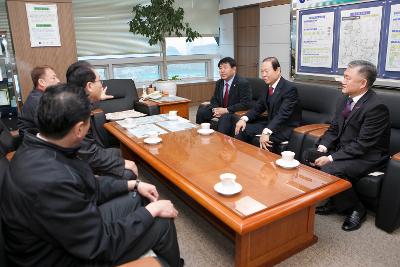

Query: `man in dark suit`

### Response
(234, 57, 302, 154)
(303, 60, 391, 231)
(1, 84, 182, 266)
(196, 57, 251, 134)
(18, 65, 60, 138)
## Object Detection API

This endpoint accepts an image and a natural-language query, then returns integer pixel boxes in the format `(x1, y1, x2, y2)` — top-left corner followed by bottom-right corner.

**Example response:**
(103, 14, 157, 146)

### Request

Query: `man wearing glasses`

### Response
(66, 60, 138, 180)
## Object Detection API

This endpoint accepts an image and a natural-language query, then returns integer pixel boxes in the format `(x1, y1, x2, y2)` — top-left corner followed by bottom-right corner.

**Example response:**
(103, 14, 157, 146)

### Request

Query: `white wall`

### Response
(260, 4, 291, 79)
(218, 13, 234, 58)
(218, 1, 292, 78)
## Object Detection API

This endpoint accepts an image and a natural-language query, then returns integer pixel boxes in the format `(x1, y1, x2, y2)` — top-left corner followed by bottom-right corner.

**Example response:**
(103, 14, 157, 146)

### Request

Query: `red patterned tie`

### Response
(268, 86, 274, 96)
(223, 82, 229, 108)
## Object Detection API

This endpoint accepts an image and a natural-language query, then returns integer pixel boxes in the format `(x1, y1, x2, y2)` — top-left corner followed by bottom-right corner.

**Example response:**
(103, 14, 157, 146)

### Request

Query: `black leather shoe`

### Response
(342, 206, 367, 231)
(179, 258, 185, 267)
(316, 199, 336, 215)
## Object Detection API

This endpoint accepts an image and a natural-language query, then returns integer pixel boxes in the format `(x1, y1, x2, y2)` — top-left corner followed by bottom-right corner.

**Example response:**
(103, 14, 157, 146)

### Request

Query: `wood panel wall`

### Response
(6, 0, 77, 102)
(176, 81, 216, 106)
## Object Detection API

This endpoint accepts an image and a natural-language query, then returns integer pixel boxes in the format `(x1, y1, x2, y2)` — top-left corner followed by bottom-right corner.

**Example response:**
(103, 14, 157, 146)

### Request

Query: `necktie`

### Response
(268, 86, 274, 96)
(223, 82, 229, 108)
(342, 98, 353, 119)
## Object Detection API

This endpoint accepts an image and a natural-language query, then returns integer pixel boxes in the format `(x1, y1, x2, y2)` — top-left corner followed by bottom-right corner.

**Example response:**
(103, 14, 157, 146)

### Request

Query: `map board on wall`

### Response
(296, 0, 400, 80)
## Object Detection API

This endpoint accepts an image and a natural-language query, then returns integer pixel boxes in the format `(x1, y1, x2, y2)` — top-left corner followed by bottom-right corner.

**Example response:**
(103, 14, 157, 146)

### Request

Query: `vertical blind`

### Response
(73, 0, 219, 57)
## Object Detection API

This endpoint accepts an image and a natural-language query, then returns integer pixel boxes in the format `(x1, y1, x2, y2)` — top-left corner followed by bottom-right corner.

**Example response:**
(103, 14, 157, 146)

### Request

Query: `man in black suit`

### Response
(234, 57, 302, 154)
(196, 57, 251, 134)
(303, 60, 391, 231)
(1, 84, 182, 266)
(18, 65, 60, 138)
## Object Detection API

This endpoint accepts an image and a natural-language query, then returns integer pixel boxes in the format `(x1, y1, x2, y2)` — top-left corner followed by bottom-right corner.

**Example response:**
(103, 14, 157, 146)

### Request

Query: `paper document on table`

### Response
(117, 115, 167, 128)
(127, 124, 167, 138)
(156, 119, 197, 132)
(234, 196, 267, 216)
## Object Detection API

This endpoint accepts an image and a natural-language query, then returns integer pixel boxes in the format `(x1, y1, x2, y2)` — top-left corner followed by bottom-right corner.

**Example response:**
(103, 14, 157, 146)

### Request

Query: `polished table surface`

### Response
(105, 121, 351, 266)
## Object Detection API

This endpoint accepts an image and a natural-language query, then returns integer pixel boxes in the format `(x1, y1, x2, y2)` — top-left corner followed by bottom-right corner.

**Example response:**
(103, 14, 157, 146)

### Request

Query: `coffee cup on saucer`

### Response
(281, 151, 295, 162)
(147, 131, 159, 139)
(220, 173, 237, 188)
(169, 110, 178, 120)
(201, 123, 210, 130)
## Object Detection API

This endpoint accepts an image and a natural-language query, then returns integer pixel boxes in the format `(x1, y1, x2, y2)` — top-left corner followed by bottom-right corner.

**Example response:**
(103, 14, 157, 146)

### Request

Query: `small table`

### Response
(141, 97, 191, 119)
(104, 123, 351, 267)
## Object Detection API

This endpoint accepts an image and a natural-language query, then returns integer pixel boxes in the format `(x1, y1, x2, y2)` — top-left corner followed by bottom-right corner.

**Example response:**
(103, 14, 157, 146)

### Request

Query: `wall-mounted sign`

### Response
(26, 3, 61, 47)
(293, 0, 366, 10)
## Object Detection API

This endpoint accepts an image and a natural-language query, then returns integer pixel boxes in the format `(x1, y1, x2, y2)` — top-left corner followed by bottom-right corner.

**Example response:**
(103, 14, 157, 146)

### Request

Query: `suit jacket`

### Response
(210, 75, 252, 113)
(246, 77, 302, 142)
(18, 88, 43, 139)
(1, 133, 154, 266)
(19, 90, 125, 177)
(319, 89, 390, 164)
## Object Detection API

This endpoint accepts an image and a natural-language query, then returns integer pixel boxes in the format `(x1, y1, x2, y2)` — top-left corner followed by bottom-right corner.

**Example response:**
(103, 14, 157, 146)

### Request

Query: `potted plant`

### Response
(129, 0, 201, 95)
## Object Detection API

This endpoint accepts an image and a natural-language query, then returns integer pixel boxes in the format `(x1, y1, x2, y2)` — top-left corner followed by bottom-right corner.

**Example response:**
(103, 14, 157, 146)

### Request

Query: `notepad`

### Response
(234, 196, 267, 216)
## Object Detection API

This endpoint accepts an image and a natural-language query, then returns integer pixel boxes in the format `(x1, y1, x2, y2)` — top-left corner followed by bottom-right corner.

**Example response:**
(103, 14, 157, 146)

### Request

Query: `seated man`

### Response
(66, 61, 137, 180)
(234, 57, 302, 154)
(18, 65, 60, 138)
(196, 57, 251, 134)
(303, 60, 391, 231)
(1, 84, 182, 266)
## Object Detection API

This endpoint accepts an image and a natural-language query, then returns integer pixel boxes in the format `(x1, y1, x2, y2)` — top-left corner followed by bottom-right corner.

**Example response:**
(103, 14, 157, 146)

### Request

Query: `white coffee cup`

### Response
(147, 131, 159, 139)
(281, 151, 295, 162)
(201, 123, 210, 130)
(169, 110, 178, 117)
(220, 173, 236, 188)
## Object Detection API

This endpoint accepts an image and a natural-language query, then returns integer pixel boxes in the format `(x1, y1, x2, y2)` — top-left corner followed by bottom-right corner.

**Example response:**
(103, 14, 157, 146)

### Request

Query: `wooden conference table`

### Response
(104, 122, 351, 267)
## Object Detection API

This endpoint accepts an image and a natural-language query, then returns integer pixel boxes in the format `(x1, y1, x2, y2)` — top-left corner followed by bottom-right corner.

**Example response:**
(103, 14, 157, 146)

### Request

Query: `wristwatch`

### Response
(132, 179, 141, 197)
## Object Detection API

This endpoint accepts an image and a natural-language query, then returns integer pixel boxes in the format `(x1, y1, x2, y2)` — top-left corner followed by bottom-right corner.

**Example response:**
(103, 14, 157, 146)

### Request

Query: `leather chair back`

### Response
(246, 77, 267, 107)
(374, 88, 400, 156)
(95, 79, 138, 113)
(293, 81, 341, 125)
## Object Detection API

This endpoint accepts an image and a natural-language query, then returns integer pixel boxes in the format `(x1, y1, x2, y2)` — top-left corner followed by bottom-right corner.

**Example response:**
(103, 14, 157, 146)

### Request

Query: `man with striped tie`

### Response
(235, 57, 302, 154)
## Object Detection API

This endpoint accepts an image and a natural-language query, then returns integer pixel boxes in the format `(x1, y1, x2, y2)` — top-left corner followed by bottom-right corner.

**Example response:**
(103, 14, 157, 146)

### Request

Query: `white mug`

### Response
(201, 123, 210, 130)
(169, 110, 178, 117)
(220, 173, 236, 188)
(281, 151, 295, 162)
(147, 131, 159, 139)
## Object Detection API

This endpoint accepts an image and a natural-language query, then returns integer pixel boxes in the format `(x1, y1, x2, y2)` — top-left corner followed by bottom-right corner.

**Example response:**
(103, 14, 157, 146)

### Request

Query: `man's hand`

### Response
(145, 200, 178, 218)
(235, 119, 246, 135)
(100, 86, 114, 101)
(212, 107, 228, 118)
(315, 156, 331, 167)
(137, 181, 159, 202)
(259, 134, 273, 150)
(125, 160, 138, 176)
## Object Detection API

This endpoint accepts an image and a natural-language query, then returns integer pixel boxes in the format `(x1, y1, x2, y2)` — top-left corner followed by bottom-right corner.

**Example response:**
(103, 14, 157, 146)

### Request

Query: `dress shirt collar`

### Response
(351, 90, 367, 104)
(224, 75, 235, 89)
(270, 76, 281, 90)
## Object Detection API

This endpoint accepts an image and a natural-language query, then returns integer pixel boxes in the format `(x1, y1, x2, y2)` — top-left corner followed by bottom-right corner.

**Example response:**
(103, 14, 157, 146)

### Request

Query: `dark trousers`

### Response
(302, 148, 365, 212)
(196, 105, 213, 124)
(196, 106, 238, 136)
(99, 193, 180, 267)
(235, 121, 286, 154)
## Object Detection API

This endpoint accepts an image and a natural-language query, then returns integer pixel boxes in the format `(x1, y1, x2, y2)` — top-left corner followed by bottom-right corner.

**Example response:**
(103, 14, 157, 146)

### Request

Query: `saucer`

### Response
(276, 158, 300, 169)
(144, 137, 162, 145)
(197, 128, 214, 135)
(214, 182, 242, 196)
